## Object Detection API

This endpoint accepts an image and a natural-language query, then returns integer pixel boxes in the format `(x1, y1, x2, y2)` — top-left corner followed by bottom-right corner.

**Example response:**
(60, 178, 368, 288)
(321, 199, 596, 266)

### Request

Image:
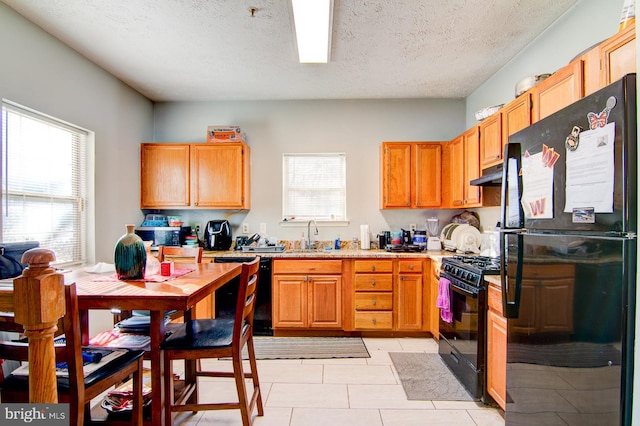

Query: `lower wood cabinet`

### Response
(353, 259, 394, 330)
(396, 259, 424, 331)
(486, 283, 506, 410)
(272, 260, 342, 329)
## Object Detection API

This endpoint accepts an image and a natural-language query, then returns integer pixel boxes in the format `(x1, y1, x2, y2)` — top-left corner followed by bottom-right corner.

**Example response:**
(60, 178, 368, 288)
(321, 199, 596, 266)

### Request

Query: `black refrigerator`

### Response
(500, 74, 636, 425)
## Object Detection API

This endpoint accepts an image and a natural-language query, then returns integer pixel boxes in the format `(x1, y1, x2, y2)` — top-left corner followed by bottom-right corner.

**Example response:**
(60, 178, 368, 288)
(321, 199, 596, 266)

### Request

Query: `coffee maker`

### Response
(204, 220, 232, 250)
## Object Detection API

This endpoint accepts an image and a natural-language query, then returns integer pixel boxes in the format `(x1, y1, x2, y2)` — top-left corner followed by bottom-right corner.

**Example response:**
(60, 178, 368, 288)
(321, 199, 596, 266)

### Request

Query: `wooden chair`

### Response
(0, 281, 145, 426)
(157, 245, 203, 263)
(161, 257, 263, 426)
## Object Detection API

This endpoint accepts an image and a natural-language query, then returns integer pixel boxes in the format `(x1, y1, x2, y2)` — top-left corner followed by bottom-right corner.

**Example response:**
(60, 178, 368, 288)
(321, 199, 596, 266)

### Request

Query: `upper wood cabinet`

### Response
(443, 127, 481, 208)
(501, 92, 532, 154)
(380, 142, 442, 209)
(140, 142, 251, 209)
(600, 23, 636, 88)
(479, 112, 502, 169)
(140, 144, 191, 208)
(532, 59, 584, 122)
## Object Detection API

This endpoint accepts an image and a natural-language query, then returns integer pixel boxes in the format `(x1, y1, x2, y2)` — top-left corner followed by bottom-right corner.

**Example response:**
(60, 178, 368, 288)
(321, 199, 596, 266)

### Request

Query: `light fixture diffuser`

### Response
(291, 0, 333, 63)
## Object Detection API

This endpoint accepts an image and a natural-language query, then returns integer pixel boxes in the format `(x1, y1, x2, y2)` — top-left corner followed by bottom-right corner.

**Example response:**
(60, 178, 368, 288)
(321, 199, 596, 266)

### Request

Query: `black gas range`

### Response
(438, 255, 500, 404)
(440, 255, 500, 292)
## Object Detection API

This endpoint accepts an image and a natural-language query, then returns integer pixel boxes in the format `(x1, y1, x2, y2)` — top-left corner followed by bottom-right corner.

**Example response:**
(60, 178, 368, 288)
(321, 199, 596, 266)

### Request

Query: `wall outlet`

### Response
(242, 223, 250, 234)
(194, 223, 201, 234)
(260, 223, 267, 234)
(409, 223, 416, 231)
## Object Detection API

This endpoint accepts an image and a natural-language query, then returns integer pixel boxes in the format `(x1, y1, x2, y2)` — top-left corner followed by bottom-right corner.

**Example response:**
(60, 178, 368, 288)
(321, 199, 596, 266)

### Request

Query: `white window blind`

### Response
(1, 101, 87, 266)
(282, 153, 346, 221)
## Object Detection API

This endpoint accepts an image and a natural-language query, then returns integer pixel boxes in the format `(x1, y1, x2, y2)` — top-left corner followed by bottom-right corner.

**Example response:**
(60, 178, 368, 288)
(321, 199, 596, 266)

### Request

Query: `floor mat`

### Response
(242, 336, 370, 360)
(390, 352, 473, 401)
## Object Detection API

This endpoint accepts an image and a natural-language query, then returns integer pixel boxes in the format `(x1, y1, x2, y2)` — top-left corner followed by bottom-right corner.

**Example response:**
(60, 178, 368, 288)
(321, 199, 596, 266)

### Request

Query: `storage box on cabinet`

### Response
(353, 260, 393, 330)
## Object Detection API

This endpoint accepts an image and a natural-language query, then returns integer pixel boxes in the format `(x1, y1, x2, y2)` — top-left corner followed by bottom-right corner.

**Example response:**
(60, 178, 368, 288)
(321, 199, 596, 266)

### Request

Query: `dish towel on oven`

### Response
(436, 277, 453, 323)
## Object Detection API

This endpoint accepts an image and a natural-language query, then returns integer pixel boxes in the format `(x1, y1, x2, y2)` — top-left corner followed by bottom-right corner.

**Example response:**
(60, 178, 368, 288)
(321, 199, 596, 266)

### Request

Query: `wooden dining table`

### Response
(67, 262, 243, 425)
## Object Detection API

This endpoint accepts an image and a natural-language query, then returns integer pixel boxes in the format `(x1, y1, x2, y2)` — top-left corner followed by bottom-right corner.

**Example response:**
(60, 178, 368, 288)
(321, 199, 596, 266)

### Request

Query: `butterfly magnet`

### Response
(587, 96, 617, 130)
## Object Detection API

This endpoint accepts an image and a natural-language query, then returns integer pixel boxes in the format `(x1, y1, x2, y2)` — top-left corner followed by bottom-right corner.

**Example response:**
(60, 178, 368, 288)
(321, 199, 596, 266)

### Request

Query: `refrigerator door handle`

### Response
(500, 143, 524, 230)
(500, 232, 523, 318)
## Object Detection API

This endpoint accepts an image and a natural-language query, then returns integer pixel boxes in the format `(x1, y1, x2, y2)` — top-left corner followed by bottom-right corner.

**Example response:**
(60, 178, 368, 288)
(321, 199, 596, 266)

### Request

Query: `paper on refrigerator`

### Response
(521, 147, 555, 219)
(564, 122, 615, 213)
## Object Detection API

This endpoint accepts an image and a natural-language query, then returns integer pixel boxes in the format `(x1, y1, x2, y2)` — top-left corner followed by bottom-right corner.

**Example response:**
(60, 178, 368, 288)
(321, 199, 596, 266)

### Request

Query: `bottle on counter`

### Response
(300, 232, 307, 250)
(334, 235, 341, 250)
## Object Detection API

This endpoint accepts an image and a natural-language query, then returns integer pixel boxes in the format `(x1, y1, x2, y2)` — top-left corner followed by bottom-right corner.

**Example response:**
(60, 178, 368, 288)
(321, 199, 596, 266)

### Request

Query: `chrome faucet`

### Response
(307, 219, 318, 249)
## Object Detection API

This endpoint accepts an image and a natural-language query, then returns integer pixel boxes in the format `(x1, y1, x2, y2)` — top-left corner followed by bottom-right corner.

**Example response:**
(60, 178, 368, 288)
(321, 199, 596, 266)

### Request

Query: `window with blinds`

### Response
(1, 101, 87, 266)
(282, 153, 346, 221)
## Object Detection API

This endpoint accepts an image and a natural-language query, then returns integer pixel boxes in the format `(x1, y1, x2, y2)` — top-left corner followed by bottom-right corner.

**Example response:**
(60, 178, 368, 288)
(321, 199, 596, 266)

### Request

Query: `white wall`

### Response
(0, 3, 154, 264)
(153, 99, 469, 242)
(466, 0, 625, 128)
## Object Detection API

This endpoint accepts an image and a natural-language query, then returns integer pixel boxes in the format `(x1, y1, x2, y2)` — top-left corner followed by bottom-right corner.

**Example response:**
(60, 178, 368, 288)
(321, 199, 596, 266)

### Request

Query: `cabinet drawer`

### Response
(398, 259, 423, 273)
(273, 259, 342, 274)
(487, 284, 503, 315)
(353, 274, 393, 291)
(354, 260, 393, 273)
(354, 311, 393, 329)
(354, 292, 393, 311)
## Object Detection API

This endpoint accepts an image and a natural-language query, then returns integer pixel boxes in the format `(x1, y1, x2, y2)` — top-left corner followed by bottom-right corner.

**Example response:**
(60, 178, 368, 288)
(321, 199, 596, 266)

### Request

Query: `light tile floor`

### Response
(169, 337, 506, 425)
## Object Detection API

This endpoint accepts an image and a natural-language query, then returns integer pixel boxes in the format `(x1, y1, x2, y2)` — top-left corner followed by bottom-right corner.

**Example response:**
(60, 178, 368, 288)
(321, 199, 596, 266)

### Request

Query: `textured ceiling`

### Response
(2, 0, 579, 102)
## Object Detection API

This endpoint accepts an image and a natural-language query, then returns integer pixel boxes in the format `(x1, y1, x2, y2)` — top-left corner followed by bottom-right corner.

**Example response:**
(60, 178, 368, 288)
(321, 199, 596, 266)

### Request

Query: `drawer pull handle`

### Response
(372, 299, 377, 305)
(371, 280, 376, 286)
(372, 318, 377, 324)
(409, 264, 414, 270)
(371, 265, 375, 271)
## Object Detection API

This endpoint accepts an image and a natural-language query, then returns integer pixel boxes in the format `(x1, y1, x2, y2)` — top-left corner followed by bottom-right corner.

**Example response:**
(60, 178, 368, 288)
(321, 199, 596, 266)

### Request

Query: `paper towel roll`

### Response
(360, 224, 370, 250)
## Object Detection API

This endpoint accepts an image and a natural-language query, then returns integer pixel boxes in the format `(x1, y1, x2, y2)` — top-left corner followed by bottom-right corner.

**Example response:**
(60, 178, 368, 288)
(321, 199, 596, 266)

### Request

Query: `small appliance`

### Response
(135, 226, 192, 249)
(426, 217, 441, 251)
(204, 220, 232, 251)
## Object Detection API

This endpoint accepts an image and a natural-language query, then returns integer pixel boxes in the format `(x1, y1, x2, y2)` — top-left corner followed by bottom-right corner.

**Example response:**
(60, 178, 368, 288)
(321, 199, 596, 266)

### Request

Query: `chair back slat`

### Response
(157, 246, 203, 263)
(233, 257, 260, 339)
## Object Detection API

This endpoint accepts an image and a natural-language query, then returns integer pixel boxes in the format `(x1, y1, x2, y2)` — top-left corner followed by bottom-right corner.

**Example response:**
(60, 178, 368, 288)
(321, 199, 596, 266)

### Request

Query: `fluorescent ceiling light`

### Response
(291, 0, 333, 63)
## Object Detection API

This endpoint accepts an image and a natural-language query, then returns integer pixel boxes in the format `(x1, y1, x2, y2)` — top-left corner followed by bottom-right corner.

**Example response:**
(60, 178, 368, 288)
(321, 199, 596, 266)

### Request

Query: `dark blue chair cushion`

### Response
(1, 348, 145, 392)
(161, 318, 247, 350)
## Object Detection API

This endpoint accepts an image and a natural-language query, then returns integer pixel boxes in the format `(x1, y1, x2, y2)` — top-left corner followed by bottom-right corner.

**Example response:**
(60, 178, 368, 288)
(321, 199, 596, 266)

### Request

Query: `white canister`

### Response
(360, 224, 371, 249)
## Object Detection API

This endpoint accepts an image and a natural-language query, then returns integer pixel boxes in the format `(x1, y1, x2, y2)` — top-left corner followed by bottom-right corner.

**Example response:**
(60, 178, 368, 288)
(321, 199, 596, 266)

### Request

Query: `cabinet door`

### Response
(192, 143, 248, 208)
(429, 261, 440, 338)
(140, 144, 190, 208)
(463, 127, 481, 207)
(381, 143, 412, 208)
(396, 273, 423, 330)
(414, 143, 442, 207)
(533, 59, 584, 122)
(501, 93, 531, 151)
(600, 23, 636, 88)
(308, 275, 342, 328)
(446, 136, 465, 207)
(479, 112, 502, 168)
(272, 275, 307, 328)
(487, 308, 507, 410)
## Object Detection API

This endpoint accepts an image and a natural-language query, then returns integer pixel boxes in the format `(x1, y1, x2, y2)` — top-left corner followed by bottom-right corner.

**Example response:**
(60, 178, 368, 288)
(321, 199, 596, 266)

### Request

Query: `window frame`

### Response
(1, 100, 89, 267)
(281, 152, 347, 224)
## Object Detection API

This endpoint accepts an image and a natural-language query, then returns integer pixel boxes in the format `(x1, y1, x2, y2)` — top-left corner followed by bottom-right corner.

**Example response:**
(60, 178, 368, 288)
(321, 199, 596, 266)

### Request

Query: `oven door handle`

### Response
(447, 280, 479, 298)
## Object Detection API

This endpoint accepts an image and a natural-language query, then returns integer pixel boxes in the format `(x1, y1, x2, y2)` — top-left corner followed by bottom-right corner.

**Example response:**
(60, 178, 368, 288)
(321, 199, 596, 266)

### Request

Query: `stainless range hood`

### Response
(470, 163, 503, 186)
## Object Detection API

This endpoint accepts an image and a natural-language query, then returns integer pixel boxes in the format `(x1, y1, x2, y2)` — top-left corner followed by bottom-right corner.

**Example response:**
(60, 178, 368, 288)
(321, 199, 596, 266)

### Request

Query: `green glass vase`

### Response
(114, 224, 146, 280)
